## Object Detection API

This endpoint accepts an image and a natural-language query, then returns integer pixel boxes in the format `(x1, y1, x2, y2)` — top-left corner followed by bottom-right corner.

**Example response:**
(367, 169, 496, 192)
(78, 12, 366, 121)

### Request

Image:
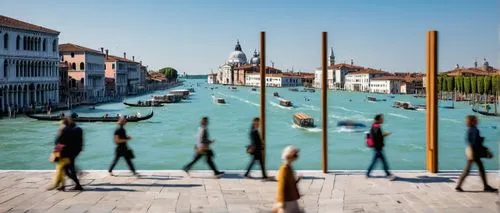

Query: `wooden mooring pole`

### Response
(426, 30, 438, 173)
(260, 31, 266, 166)
(321, 32, 328, 173)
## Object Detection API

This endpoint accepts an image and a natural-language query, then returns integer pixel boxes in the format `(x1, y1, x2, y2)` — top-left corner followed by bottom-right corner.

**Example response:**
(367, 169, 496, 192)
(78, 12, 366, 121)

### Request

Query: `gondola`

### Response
(123, 101, 163, 107)
(472, 108, 500, 117)
(26, 111, 154, 122)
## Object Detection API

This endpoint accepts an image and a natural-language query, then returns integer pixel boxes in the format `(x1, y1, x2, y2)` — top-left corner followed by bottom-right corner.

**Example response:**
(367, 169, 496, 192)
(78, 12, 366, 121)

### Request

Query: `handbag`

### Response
(480, 146, 493, 159)
(127, 149, 135, 159)
(246, 145, 255, 154)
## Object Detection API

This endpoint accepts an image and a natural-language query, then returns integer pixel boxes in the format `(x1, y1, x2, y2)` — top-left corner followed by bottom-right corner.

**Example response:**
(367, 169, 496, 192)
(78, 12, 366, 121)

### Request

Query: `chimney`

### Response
(123, 52, 126, 59)
(105, 49, 109, 59)
(132, 56, 135, 62)
(455, 64, 459, 69)
(351, 59, 354, 66)
(140, 60, 142, 65)
(100, 47, 104, 53)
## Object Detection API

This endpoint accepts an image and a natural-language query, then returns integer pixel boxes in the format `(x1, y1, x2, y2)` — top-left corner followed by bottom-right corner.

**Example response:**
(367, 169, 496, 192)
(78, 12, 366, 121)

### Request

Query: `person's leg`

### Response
(205, 150, 220, 174)
(244, 155, 256, 176)
(456, 160, 473, 189)
(108, 152, 121, 173)
(366, 150, 380, 176)
(124, 155, 136, 174)
(49, 158, 69, 190)
(379, 150, 392, 176)
(474, 158, 494, 190)
(257, 155, 268, 178)
(64, 157, 82, 188)
(184, 153, 202, 171)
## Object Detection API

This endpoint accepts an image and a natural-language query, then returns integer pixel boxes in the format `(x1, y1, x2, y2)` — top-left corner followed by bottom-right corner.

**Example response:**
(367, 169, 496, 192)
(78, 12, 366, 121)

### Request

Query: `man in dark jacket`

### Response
(183, 117, 224, 177)
(62, 113, 83, 191)
(244, 117, 268, 179)
(455, 115, 497, 192)
(366, 114, 393, 178)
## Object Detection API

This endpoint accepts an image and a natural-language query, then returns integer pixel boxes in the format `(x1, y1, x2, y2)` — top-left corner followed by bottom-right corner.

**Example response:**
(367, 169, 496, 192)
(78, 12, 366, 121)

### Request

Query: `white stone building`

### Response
(344, 68, 388, 92)
(313, 48, 364, 89)
(369, 76, 404, 94)
(207, 73, 217, 84)
(217, 41, 248, 85)
(0, 15, 60, 112)
(245, 73, 302, 87)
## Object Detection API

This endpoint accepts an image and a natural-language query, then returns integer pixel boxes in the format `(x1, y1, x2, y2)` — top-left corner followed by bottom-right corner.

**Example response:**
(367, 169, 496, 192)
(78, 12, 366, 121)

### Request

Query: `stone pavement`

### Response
(0, 171, 498, 213)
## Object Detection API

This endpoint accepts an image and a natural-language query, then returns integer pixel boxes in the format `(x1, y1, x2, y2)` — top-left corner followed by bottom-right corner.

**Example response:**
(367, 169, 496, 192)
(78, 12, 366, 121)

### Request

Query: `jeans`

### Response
(456, 158, 488, 188)
(108, 148, 136, 173)
(245, 154, 267, 178)
(183, 150, 219, 174)
(367, 149, 391, 176)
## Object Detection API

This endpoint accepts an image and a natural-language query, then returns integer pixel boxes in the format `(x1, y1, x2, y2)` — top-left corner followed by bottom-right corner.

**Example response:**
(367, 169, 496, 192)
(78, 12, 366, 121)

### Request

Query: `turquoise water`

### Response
(0, 79, 498, 170)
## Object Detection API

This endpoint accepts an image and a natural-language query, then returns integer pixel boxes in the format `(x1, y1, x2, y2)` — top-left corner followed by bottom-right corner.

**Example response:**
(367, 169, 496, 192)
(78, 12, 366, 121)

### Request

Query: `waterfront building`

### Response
(139, 63, 148, 93)
(207, 73, 217, 84)
(0, 15, 60, 112)
(104, 51, 134, 97)
(245, 72, 302, 87)
(58, 62, 69, 106)
(59, 43, 105, 104)
(344, 68, 388, 92)
(215, 41, 263, 85)
(369, 76, 404, 94)
(313, 49, 363, 89)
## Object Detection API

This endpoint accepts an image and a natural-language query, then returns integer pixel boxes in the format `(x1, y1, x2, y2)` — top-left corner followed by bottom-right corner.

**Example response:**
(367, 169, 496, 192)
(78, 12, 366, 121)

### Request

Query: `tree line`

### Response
(437, 75, 500, 96)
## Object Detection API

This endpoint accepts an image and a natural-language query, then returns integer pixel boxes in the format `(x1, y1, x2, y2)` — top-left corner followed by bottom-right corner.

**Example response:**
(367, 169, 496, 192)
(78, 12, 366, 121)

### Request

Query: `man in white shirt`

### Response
(182, 117, 224, 177)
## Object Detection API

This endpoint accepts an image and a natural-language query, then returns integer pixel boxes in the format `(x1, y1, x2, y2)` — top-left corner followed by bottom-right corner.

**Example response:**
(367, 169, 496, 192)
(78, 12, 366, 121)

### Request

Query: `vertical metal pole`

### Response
(321, 32, 328, 173)
(260, 31, 266, 166)
(426, 31, 438, 173)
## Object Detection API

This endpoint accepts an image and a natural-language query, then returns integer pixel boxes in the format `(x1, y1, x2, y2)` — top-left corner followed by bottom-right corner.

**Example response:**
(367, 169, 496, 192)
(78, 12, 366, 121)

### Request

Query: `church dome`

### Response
(227, 40, 247, 65)
(250, 50, 260, 65)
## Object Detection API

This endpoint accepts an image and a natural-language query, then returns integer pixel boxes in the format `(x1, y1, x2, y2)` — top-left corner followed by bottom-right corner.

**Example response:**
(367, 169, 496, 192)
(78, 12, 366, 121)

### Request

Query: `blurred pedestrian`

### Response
(47, 118, 71, 191)
(455, 115, 497, 192)
(108, 117, 138, 176)
(63, 113, 84, 191)
(183, 117, 224, 177)
(273, 145, 302, 213)
(244, 117, 268, 179)
(366, 114, 393, 179)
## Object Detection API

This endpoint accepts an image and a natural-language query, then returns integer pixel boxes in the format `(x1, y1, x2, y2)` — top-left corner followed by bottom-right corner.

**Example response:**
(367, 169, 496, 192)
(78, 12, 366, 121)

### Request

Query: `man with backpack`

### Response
(366, 114, 393, 179)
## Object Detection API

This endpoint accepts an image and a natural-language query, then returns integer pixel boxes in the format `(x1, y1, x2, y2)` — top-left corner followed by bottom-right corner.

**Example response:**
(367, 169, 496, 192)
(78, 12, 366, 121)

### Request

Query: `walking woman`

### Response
(366, 114, 393, 178)
(47, 118, 71, 191)
(244, 117, 268, 179)
(108, 117, 138, 176)
(183, 117, 224, 177)
(455, 115, 497, 192)
(273, 145, 302, 213)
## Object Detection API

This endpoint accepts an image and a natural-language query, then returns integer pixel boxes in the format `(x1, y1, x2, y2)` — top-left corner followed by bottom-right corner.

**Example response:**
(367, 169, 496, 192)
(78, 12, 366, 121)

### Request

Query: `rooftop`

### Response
(347, 68, 389, 75)
(59, 43, 104, 55)
(442, 67, 498, 76)
(105, 54, 139, 64)
(0, 15, 59, 35)
(371, 76, 406, 81)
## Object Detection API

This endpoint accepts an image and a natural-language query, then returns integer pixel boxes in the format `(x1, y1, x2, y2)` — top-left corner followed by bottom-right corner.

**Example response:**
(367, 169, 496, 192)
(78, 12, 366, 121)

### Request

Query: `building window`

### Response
(71, 52, 75, 58)
(52, 39, 56, 52)
(3, 60, 7, 78)
(112, 64, 115, 69)
(43, 39, 46, 51)
(80, 62, 84, 70)
(3, 33, 8, 49)
(16, 35, 20, 50)
(71, 63, 76, 70)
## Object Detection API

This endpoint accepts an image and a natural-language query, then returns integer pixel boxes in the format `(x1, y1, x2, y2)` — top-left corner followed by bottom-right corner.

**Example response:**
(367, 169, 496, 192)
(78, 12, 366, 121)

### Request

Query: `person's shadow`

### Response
(391, 175, 454, 183)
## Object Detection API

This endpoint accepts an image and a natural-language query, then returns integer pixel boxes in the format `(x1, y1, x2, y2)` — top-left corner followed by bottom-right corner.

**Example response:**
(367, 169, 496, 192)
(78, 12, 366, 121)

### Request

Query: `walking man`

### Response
(108, 117, 138, 176)
(244, 117, 268, 179)
(59, 113, 84, 191)
(183, 117, 224, 177)
(366, 114, 393, 178)
(455, 115, 497, 192)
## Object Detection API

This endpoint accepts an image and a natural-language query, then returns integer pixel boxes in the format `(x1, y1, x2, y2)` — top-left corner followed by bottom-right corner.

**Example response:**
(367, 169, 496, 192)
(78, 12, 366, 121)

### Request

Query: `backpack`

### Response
(365, 123, 380, 148)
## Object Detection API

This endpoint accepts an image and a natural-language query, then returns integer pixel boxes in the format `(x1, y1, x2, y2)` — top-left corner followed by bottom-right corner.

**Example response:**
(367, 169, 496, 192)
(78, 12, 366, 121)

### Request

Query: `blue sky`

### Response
(1, 0, 498, 74)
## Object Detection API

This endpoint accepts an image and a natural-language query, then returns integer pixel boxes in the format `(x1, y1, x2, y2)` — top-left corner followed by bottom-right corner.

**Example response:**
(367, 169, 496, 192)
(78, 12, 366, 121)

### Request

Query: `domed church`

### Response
(217, 40, 260, 85)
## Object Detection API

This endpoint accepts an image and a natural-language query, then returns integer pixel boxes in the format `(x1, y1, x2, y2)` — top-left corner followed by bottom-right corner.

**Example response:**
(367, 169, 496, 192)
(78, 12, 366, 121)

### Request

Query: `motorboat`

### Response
(278, 98, 292, 107)
(152, 94, 182, 103)
(168, 89, 190, 99)
(367, 96, 386, 102)
(303, 88, 315, 93)
(251, 88, 257, 92)
(124, 100, 163, 107)
(26, 111, 154, 122)
(273, 92, 280, 97)
(293, 112, 315, 128)
(216, 98, 226, 104)
(337, 120, 366, 128)
(393, 101, 417, 110)
(289, 88, 299, 92)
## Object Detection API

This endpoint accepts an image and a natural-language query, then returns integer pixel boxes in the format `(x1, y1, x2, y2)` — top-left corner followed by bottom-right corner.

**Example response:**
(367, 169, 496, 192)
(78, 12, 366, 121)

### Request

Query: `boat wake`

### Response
(270, 101, 293, 110)
(298, 104, 319, 111)
(388, 113, 409, 119)
(440, 118, 461, 124)
(331, 106, 364, 114)
(291, 123, 321, 132)
(331, 114, 372, 122)
(333, 126, 367, 133)
(217, 92, 259, 107)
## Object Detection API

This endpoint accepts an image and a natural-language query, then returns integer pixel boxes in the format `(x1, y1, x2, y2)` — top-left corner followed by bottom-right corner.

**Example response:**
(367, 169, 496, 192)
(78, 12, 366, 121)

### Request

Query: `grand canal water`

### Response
(0, 79, 498, 171)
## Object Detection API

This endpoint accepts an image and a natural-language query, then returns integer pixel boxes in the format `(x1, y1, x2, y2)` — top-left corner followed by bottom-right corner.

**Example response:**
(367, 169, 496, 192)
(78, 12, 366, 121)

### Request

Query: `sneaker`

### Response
(182, 167, 190, 176)
(46, 185, 60, 191)
(215, 171, 225, 178)
(108, 172, 114, 176)
(133, 172, 140, 178)
(56, 186, 65, 191)
(243, 174, 251, 179)
(70, 185, 83, 191)
(484, 186, 498, 192)
(455, 186, 464, 192)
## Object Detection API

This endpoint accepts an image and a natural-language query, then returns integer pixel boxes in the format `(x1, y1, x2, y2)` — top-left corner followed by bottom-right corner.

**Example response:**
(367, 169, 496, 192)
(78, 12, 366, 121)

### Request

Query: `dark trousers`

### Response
(64, 156, 81, 187)
(108, 148, 136, 173)
(183, 150, 219, 174)
(245, 154, 267, 178)
(456, 158, 488, 188)
(367, 149, 391, 176)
